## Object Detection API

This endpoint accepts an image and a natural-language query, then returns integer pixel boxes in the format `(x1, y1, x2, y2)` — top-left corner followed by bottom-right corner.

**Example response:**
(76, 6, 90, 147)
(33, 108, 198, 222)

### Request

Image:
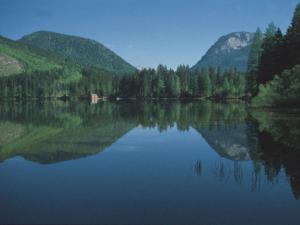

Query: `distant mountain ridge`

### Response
(192, 32, 255, 72)
(19, 31, 136, 74)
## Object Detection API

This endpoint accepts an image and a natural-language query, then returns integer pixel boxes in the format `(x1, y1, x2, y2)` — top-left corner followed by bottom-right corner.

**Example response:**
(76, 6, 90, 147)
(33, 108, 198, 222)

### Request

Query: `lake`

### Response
(0, 101, 300, 225)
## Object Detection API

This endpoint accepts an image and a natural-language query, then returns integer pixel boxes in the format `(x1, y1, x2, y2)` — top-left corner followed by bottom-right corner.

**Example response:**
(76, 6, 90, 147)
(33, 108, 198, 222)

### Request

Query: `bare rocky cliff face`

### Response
(218, 32, 253, 52)
(0, 53, 23, 76)
(192, 32, 254, 72)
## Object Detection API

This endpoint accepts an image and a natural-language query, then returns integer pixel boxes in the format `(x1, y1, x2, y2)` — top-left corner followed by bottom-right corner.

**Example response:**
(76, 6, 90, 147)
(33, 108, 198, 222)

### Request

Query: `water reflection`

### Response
(194, 160, 202, 176)
(0, 101, 300, 199)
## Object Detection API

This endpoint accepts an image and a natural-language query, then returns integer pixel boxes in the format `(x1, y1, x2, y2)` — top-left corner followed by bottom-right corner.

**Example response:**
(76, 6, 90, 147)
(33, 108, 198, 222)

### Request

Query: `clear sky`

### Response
(0, 0, 299, 69)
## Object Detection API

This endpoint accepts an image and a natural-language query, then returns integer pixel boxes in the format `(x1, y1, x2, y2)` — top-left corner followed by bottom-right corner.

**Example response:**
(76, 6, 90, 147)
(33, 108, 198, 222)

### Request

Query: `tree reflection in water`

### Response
(0, 100, 299, 198)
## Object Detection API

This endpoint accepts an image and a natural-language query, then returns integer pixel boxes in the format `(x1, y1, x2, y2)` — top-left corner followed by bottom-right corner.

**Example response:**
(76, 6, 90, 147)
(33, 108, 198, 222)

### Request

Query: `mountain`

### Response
(0, 35, 85, 87)
(19, 31, 136, 74)
(0, 35, 64, 76)
(0, 119, 135, 164)
(195, 125, 251, 161)
(0, 102, 136, 164)
(1, 33, 135, 99)
(192, 32, 254, 72)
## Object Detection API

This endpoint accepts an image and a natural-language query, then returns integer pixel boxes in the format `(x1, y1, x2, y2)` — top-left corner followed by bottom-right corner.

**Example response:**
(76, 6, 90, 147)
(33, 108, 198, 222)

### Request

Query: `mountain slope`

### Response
(0, 102, 136, 164)
(0, 35, 63, 76)
(195, 125, 251, 161)
(0, 53, 23, 76)
(19, 31, 136, 74)
(192, 32, 254, 72)
(0, 119, 135, 164)
(0, 35, 84, 85)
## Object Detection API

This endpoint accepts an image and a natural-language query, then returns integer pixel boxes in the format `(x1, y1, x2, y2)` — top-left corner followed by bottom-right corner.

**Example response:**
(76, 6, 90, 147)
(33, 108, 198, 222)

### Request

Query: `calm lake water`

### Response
(0, 101, 300, 225)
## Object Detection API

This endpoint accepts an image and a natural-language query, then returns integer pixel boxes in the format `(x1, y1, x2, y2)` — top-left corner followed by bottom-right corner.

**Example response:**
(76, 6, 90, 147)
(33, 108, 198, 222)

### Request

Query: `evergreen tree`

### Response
(246, 28, 263, 97)
(168, 72, 181, 98)
(157, 65, 168, 97)
(176, 65, 191, 97)
(194, 69, 202, 97)
(222, 78, 231, 97)
(257, 23, 282, 84)
(201, 69, 212, 97)
(208, 67, 217, 95)
(281, 3, 300, 71)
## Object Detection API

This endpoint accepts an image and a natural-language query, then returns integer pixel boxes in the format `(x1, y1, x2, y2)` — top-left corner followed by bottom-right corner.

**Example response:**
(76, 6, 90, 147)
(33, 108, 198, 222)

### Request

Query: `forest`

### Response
(0, 3, 300, 107)
(246, 3, 300, 107)
(0, 64, 245, 100)
(0, 100, 299, 198)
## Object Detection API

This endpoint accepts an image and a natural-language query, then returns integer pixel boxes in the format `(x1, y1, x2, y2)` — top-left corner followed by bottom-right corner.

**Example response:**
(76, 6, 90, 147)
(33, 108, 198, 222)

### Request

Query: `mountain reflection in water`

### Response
(0, 100, 300, 201)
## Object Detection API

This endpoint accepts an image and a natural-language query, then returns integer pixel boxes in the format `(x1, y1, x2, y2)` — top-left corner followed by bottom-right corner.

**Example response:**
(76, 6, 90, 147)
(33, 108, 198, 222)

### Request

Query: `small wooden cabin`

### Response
(91, 94, 99, 104)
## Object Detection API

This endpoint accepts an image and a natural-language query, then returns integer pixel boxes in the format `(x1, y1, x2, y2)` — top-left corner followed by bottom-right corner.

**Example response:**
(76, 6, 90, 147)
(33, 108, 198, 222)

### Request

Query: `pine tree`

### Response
(282, 3, 300, 70)
(176, 65, 191, 97)
(201, 69, 212, 97)
(257, 23, 282, 84)
(246, 28, 263, 97)
(219, 77, 229, 97)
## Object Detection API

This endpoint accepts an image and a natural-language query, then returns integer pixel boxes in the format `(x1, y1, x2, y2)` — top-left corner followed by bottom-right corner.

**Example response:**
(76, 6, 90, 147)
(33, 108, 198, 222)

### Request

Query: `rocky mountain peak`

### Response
(192, 32, 254, 72)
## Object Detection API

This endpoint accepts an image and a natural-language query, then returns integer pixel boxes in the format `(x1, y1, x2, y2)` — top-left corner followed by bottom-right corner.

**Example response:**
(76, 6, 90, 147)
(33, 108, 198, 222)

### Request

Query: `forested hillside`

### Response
(20, 31, 136, 74)
(0, 34, 246, 100)
(0, 35, 132, 99)
(0, 35, 63, 76)
(1, 3, 299, 103)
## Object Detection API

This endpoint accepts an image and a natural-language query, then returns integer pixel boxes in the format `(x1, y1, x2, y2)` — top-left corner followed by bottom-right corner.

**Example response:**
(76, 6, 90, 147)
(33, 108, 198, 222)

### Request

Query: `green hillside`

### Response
(0, 36, 109, 98)
(0, 102, 136, 164)
(0, 35, 63, 76)
(0, 119, 134, 164)
(20, 31, 136, 74)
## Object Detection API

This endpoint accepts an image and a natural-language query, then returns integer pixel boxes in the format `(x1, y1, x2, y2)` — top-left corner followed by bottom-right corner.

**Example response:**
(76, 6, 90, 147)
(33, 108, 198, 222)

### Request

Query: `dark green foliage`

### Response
(116, 66, 245, 99)
(257, 23, 283, 84)
(253, 65, 300, 107)
(0, 31, 246, 100)
(248, 109, 300, 198)
(255, 5, 300, 86)
(247, 3, 300, 107)
(20, 31, 136, 74)
(246, 28, 263, 97)
(0, 66, 117, 100)
(200, 69, 212, 97)
(176, 65, 191, 97)
(0, 69, 73, 99)
(0, 64, 246, 100)
(74, 65, 243, 100)
(281, 4, 300, 71)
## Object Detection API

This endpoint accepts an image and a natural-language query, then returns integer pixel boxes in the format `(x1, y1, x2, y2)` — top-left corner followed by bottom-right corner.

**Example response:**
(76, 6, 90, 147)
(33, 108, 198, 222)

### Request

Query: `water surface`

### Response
(0, 101, 300, 225)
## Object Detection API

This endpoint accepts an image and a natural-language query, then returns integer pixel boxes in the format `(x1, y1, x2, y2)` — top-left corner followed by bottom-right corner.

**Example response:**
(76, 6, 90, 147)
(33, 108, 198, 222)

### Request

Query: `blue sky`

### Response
(0, 0, 299, 69)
